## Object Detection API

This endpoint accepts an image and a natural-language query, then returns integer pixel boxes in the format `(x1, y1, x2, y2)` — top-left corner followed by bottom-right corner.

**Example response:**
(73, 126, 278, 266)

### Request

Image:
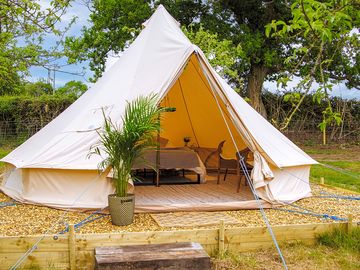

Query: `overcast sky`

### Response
(30, 1, 359, 100)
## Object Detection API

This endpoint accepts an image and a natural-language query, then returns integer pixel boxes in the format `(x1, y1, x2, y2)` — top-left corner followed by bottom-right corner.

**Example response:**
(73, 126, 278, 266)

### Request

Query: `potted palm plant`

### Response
(92, 94, 164, 226)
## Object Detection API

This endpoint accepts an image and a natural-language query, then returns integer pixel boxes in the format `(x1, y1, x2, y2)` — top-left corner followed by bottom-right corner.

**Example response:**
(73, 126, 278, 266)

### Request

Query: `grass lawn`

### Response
(212, 242, 360, 270)
(311, 161, 360, 192)
(304, 144, 360, 193)
(212, 228, 360, 270)
(0, 147, 10, 173)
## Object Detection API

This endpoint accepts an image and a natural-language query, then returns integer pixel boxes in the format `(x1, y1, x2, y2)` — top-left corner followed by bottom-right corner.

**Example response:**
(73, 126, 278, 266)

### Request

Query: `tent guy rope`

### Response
(58, 207, 109, 235)
(196, 52, 288, 270)
(274, 202, 348, 222)
(319, 162, 360, 180)
(10, 171, 107, 270)
(280, 168, 360, 201)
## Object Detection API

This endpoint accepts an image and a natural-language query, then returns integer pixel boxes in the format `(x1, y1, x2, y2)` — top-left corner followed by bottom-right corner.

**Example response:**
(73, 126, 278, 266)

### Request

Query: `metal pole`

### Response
(53, 66, 56, 94)
(156, 113, 160, 187)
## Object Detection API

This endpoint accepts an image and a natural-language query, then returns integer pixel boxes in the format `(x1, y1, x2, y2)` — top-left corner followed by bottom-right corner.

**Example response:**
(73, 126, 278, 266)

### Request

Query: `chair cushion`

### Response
(219, 158, 238, 169)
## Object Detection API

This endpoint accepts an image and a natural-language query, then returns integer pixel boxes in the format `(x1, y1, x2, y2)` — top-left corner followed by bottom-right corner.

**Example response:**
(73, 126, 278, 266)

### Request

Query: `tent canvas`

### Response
(0, 5, 317, 211)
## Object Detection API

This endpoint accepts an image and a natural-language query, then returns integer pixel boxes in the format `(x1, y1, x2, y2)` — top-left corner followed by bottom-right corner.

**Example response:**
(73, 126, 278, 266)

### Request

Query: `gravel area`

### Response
(0, 184, 359, 237)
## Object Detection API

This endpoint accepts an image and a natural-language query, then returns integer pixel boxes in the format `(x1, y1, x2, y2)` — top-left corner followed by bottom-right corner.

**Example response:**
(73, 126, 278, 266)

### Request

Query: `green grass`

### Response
(212, 243, 360, 270)
(318, 227, 360, 252)
(0, 147, 11, 173)
(212, 229, 360, 269)
(311, 161, 360, 192)
(0, 148, 10, 159)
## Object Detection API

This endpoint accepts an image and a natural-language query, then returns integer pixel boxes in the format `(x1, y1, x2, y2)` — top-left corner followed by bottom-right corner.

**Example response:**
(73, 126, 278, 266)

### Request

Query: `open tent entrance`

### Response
(133, 54, 266, 212)
(159, 54, 247, 159)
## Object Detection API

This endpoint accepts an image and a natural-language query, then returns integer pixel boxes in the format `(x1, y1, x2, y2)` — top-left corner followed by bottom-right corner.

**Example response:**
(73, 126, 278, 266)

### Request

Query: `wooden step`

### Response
(95, 242, 211, 270)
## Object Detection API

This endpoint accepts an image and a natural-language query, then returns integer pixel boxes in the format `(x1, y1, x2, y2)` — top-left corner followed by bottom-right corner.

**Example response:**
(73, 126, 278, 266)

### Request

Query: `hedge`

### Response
(0, 95, 76, 143)
(0, 93, 359, 144)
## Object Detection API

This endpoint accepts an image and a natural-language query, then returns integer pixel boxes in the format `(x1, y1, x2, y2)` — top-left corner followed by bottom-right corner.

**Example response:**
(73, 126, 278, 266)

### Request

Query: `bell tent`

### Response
(0, 5, 317, 211)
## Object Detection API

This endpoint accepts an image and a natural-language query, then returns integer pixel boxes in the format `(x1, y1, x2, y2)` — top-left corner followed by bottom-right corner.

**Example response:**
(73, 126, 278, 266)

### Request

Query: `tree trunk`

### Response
(247, 64, 268, 118)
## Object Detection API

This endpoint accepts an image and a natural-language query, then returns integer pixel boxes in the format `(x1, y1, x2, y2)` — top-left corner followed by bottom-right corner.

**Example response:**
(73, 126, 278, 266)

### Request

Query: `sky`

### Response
(30, 0, 359, 100)
(28, 0, 92, 87)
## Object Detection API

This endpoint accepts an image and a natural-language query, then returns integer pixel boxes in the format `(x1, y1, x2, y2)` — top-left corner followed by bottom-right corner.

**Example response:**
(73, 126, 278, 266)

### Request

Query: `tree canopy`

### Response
(266, 0, 359, 142)
(62, 0, 358, 118)
(65, 0, 295, 115)
(0, 0, 72, 95)
(56, 80, 88, 98)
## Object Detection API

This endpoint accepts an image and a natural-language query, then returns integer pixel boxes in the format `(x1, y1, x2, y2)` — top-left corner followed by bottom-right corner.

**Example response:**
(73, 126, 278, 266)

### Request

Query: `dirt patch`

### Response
(302, 144, 360, 162)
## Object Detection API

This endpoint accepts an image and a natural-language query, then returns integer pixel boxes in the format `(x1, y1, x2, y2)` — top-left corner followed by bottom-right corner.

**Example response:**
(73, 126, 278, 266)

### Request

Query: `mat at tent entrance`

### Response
(151, 211, 240, 227)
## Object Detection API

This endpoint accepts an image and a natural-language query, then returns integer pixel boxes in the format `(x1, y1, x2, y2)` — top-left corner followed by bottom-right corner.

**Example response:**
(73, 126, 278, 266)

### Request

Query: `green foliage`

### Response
(65, 0, 357, 118)
(279, 0, 358, 86)
(91, 94, 165, 197)
(183, 26, 244, 91)
(64, 1, 292, 93)
(318, 227, 360, 252)
(0, 95, 75, 143)
(24, 81, 54, 96)
(56, 80, 88, 98)
(264, 91, 360, 143)
(0, 95, 75, 120)
(1, 80, 86, 98)
(318, 107, 342, 133)
(0, 0, 72, 95)
(283, 92, 301, 106)
(266, 0, 359, 133)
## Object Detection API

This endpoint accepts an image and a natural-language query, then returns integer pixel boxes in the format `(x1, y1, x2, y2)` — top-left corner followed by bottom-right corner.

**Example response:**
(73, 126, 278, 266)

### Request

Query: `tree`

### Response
(209, 0, 296, 117)
(183, 26, 244, 92)
(64, 1, 291, 116)
(266, 0, 359, 143)
(0, 0, 72, 95)
(24, 81, 54, 96)
(56, 80, 88, 98)
(64, 0, 359, 117)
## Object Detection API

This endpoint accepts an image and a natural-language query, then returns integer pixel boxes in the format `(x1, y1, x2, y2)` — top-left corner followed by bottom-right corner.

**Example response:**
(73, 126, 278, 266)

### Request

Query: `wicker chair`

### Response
(216, 140, 252, 192)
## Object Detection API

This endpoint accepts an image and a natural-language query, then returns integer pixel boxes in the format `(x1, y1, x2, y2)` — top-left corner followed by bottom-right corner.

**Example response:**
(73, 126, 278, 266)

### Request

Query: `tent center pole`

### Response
(156, 112, 160, 187)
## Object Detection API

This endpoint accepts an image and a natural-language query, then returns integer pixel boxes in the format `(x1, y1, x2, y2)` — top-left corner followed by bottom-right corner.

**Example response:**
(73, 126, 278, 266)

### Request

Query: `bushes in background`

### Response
(0, 95, 76, 144)
(263, 91, 360, 143)
(0, 91, 359, 145)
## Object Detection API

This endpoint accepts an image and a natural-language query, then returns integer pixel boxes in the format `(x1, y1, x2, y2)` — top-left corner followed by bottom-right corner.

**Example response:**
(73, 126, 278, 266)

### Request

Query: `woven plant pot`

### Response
(108, 193, 135, 226)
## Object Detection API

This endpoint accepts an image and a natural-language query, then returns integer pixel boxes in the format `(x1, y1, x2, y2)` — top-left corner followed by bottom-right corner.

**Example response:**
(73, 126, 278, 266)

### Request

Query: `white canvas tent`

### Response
(0, 5, 317, 210)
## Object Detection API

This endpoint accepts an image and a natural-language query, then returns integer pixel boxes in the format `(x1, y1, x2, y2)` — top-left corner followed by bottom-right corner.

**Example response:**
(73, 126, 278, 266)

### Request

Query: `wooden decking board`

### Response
(134, 173, 263, 212)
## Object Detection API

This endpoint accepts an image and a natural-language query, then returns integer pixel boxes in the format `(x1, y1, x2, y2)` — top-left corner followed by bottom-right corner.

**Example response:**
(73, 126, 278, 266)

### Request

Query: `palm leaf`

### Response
(91, 93, 165, 197)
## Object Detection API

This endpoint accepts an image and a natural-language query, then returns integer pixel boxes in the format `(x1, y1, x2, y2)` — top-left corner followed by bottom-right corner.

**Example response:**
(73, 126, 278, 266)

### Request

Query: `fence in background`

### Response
(1, 119, 358, 147)
(0, 120, 48, 145)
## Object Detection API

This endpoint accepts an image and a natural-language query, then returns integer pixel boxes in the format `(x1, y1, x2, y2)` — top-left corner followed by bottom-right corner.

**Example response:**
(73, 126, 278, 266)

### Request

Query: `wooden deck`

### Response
(134, 173, 271, 212)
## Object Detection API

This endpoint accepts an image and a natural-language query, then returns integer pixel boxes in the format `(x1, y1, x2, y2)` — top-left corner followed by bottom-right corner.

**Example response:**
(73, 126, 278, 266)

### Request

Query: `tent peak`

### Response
(142, 4, 181, 28)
